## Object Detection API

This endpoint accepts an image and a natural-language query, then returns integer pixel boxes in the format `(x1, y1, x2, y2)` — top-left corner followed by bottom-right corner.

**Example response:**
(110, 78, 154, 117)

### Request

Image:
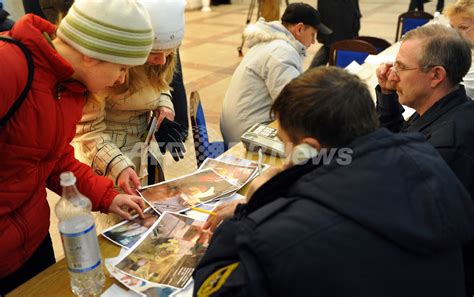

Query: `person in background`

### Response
(309, 0, 360, 67)
(170, 48, 189, 140)
(73, 0, 187, 198)
(194, 67, 474, 297)
(409, 0, 444, 13)
(0, 0, 153, 294)
(0, 0, 14, 31)
(444, 0, 474, 98)
(220, 2, 331, 147)
(375, 24, 474, 295)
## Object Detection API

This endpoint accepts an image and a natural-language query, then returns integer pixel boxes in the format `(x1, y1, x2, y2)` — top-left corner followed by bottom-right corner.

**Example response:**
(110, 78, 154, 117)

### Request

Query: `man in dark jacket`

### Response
(375, 24, 474, 295)
(193, 67, 474, 297)
(309, 0, 361, 67)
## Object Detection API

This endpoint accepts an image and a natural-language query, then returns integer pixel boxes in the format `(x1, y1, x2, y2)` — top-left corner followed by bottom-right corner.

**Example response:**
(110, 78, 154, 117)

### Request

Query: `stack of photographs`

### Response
(103, 155, 268, 295)
(139, 168, 239, 214)
(110, 212, 210, 296)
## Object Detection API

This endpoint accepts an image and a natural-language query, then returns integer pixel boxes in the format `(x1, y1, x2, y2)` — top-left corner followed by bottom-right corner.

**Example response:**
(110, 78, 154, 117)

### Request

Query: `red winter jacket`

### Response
(0, 15, 118, 278)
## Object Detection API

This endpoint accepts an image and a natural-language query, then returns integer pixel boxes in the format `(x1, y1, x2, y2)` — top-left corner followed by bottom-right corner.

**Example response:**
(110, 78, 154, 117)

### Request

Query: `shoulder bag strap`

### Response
(0, 35, 35, 127)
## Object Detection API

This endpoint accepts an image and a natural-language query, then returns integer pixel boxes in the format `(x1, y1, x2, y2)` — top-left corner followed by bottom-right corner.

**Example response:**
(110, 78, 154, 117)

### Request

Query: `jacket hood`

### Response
(250, 128, 474, 255)
(10, 14, 74, 81)
(243, 18, 306, 57)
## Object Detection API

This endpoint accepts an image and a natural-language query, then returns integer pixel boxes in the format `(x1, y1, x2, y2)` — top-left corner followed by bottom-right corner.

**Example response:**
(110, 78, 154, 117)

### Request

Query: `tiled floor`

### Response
(4, 0, 447, 260)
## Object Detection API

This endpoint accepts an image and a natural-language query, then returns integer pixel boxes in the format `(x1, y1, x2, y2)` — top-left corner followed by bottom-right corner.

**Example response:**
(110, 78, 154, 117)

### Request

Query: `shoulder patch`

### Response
(197, 262, 240, 296)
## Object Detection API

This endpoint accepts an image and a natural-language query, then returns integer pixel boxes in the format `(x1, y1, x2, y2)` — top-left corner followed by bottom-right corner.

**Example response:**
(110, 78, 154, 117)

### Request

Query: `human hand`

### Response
(154, 118, 186, 161)
(203, 198, 246, 231)
(117, 167, 141, 195)
(155, 107, 175, 130)
(109, 194, 145, 220)
(376, 63, 396, 94)
(246, 167, 283, 201)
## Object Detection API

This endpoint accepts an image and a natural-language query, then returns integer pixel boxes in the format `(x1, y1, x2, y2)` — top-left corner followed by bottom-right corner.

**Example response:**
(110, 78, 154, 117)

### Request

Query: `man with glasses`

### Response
(375, 23, 474, 296)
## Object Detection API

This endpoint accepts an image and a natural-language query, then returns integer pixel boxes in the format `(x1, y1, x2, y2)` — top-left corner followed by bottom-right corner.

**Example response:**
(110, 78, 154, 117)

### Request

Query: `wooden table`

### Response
(9, 144, 283, 296)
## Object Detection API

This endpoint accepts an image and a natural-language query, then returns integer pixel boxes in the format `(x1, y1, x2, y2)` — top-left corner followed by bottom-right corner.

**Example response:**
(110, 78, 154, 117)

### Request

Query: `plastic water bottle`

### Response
(56, 172, 105, 296)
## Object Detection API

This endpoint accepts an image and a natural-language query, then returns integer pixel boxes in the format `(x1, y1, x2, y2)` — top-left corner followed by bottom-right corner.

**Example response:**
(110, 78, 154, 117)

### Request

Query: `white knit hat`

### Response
(139, 0, 186, 50)
(57, 0, 154, 66)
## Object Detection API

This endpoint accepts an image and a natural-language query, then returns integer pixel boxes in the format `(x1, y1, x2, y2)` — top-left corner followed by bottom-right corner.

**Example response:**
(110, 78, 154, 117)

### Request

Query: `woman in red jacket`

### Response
(0, 0, 155, 294)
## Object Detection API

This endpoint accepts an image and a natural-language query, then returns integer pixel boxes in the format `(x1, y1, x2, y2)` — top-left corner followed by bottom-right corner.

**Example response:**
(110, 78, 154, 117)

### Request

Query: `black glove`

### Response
(0, 8, 10, 22)
(154, 118, 186, 161)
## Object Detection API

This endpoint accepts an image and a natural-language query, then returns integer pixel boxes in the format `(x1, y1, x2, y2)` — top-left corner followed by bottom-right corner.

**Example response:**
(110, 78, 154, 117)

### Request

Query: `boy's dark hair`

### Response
(271, 66, 378, 147)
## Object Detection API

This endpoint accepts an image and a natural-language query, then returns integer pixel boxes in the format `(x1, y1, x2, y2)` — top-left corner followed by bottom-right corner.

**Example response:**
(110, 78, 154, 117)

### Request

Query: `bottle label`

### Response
(60, 224, 102, 273)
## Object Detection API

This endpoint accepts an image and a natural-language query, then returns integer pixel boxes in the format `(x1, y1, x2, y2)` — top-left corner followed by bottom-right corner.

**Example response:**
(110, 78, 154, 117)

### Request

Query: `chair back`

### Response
(328, 39, 378, 68)
(189, 91, 226, 167)
(354, 36, 392, 53)
(395, 11, 433, 41)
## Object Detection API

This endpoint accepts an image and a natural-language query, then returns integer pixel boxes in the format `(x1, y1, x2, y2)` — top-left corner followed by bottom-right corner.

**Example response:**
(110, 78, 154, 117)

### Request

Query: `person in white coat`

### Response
(220, 3, 331, 147)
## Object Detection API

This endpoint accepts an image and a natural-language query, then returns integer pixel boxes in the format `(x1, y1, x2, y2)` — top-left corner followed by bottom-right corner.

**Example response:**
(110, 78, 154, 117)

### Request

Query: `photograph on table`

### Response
(216, 154, 270, 172)
(102, 208, 161, 249)
(114, 212, 211, 289)
(198, 158, 257, 187)
(105, 256, 178, 296)
(139, 169, 239, 214)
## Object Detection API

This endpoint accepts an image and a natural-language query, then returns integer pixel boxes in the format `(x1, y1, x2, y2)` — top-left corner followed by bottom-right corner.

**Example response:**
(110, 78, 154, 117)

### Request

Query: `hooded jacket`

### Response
(220, 18, 306, 146)
(0, 15, 118, 277)
(194, 129, 474, 296)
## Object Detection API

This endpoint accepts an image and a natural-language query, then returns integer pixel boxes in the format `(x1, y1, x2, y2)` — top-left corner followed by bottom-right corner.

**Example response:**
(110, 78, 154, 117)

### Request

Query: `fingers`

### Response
(109, 194, 146, 220)
(129, 170, 141, 191)
(123, 196, 145, 219)
(203, 215, 222, 231)
(120, 180, 135, 195)
(113, 207, 133, 221)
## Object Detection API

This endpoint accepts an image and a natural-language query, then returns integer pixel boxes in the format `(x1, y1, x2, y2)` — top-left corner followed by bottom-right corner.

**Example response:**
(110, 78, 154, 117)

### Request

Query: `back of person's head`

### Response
(57, 0, 154, 66)
(271, 67, 378, 147)
(139, 0, 186, 51)
(281, 2, 331, 35)
(444, 0, 474, 20)
(402, 24, 472, 86)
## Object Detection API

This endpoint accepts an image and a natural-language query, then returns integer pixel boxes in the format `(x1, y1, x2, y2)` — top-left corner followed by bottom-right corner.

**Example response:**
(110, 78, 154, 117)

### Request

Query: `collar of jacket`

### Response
(405, 85, 469, 133)
(10, 14, 75, 82)
(243, 18, 307, 57)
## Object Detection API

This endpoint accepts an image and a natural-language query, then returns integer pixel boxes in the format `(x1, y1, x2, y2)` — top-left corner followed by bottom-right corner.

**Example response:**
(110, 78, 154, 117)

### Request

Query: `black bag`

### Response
(0, 36, 35, 127)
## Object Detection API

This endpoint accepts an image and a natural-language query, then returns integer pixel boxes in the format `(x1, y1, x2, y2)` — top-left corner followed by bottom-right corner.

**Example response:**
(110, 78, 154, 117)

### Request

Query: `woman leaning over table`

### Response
(444, 0, 474, 98)
(73, 0, 187, 203)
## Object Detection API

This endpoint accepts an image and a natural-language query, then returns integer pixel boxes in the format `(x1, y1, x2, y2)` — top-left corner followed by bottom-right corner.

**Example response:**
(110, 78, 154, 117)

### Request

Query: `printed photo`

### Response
(102, 208, 161, 249)
(115, 212, 211, 289)
(139, 169, 239, 214)
(199, 158, 257, 186)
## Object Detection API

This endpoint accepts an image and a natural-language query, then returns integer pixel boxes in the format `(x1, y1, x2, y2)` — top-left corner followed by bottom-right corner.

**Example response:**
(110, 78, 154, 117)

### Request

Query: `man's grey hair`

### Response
(402, 24, 472, 86)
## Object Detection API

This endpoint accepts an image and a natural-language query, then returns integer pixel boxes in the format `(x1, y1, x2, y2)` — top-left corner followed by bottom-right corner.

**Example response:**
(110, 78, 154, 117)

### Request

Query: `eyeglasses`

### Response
(391, 64, 435, 76)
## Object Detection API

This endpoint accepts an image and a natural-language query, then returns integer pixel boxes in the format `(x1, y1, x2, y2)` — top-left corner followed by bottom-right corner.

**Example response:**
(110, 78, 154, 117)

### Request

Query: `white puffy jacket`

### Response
(220, 18, 306, 146)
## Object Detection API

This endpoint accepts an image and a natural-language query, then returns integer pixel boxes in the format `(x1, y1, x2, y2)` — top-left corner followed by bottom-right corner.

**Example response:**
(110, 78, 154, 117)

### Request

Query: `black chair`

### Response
(395, 11, 433, 42)
(328, 39, 378, 68)
(354, 36, 392, 54)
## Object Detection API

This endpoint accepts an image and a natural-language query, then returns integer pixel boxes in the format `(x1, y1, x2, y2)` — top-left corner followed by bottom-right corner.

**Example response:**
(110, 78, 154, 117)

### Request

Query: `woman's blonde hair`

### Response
(110, 50, 177, 96)
(444, 0, 474, 19)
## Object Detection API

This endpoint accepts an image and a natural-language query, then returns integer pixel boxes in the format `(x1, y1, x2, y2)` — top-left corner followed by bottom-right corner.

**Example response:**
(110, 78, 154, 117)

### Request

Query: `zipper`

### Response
(43, 84, 64, 161)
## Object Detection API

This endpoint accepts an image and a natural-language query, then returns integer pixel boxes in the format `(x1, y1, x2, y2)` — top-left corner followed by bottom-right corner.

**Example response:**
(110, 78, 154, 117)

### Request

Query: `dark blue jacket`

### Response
(193, 129, 474, 297)
(377, 85, 474, 294)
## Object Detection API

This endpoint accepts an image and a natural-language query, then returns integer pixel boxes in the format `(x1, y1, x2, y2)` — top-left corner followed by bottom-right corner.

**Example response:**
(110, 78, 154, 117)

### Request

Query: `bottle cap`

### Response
(60, 171, 77, 187)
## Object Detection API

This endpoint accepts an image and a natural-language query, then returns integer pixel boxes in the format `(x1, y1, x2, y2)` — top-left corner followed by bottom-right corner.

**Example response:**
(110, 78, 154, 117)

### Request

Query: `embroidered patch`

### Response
(197, 262, 240, 296)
